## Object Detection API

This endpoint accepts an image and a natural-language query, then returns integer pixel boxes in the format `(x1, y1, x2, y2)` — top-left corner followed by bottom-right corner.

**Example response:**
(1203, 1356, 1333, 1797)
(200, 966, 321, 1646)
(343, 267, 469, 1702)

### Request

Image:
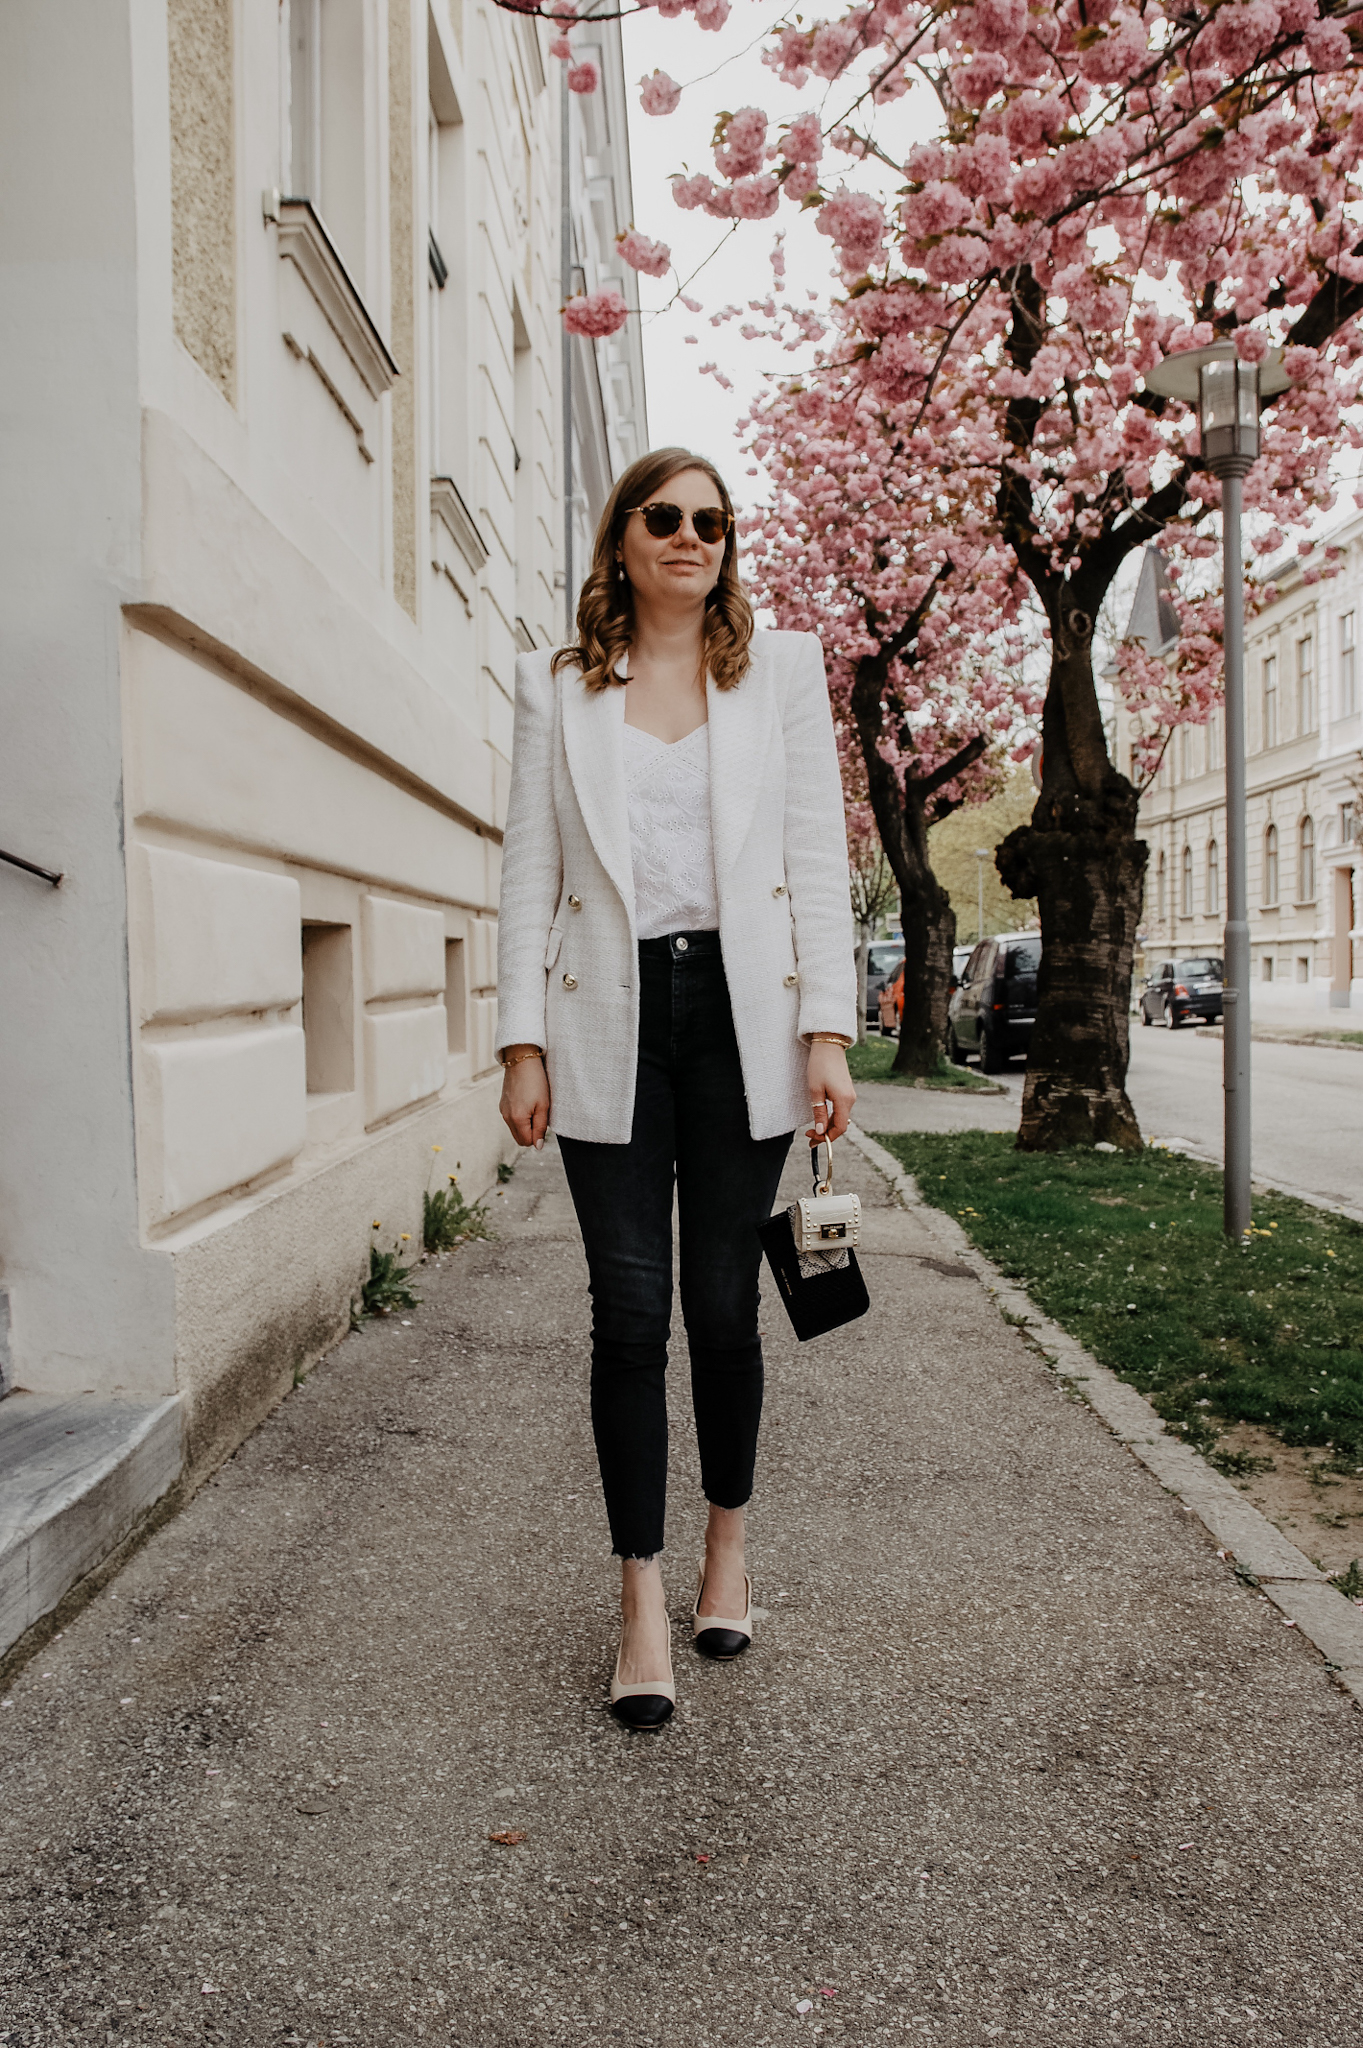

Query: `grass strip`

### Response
(847, 1036, 1001, 1092)
(874, 1131, 1363, 1462)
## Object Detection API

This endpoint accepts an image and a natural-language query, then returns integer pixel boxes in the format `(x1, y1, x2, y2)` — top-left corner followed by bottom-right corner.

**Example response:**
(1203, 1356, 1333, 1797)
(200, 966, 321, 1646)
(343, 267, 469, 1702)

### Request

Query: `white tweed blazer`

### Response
(495, 628, 857, 1144)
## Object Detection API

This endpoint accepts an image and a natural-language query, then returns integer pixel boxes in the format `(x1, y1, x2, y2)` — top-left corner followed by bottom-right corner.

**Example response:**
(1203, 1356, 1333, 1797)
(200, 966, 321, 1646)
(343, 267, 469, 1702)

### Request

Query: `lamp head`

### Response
(1142, 340, 1289, 481)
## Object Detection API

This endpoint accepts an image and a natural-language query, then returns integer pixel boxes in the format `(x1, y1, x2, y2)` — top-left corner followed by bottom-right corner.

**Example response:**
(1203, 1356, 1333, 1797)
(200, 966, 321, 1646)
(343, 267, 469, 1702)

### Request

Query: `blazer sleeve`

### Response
(494, 657, 563, 1056)
(780, 634, 859, 1043)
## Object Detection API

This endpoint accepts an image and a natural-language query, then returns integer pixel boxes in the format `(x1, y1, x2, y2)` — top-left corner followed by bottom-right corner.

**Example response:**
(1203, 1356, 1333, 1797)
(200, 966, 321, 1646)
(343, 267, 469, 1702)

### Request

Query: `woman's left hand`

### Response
(806, 1041, 856, 1145)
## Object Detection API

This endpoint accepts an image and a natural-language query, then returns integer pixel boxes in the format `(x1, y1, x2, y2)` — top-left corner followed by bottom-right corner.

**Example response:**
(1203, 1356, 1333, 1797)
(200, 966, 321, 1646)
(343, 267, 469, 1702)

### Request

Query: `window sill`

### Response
(266, 193, 398, 400)
(431, 476, 489, 576)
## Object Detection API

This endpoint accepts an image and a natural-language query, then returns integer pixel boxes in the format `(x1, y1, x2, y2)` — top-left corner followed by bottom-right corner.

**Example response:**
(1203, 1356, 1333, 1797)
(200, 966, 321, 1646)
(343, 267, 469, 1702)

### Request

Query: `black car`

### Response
(1139, 956, 1224, 1028)
(947, 933, 1042, 1071)
(864, 940, 905, 1029)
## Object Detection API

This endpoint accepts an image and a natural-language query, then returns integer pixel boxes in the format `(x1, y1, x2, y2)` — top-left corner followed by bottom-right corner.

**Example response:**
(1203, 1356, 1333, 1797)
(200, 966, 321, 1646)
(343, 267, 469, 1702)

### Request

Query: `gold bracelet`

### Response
(808, 1032, 852, 1048)
(499, 1047, 544, 1068)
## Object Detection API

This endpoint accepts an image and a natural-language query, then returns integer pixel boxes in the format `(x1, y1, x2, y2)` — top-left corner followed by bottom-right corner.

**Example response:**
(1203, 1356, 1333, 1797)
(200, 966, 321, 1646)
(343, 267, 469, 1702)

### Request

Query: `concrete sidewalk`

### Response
(1, 1139, 1360, 2046)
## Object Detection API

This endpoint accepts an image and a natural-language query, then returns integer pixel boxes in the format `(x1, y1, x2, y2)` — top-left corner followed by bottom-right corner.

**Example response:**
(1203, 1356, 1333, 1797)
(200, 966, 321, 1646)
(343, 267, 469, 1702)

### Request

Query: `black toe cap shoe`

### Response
(693, 1626, 750, 1661)
(610, 1692, 675, 1729)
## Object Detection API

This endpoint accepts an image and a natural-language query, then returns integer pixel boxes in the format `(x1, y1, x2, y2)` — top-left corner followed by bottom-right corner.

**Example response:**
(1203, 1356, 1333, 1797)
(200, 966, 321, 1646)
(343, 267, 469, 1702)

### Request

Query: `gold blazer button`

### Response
(568, 894, 582, 909)
(772, 883, 786, 896)
(783, 972, 798, 988)
(562, 973, 578, 989)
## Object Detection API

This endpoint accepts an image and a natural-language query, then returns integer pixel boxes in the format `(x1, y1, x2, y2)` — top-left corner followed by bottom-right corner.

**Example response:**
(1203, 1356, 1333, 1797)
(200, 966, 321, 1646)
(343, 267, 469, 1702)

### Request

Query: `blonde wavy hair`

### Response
(551, 448, 755, 694)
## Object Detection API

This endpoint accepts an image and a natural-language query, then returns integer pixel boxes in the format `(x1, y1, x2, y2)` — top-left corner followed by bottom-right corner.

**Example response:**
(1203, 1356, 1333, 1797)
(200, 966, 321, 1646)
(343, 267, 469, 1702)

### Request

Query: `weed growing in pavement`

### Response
(422, 1181, 489, 1253)
(351, 1235, 421, 1327)
(847, 1037, 1000, 1092)
(422, 1148, 491, 1253)
(877, 1131, 1363, 1459)
(1331, 1558, 1363, 1600)
(497, 1160, 515, 1184)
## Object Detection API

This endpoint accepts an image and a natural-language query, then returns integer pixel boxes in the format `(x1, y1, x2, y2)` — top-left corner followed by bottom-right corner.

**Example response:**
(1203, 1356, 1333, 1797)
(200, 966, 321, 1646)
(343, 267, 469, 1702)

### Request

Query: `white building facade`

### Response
(0, 0, 644, 1652)
(1124, 542, 1362, 1016)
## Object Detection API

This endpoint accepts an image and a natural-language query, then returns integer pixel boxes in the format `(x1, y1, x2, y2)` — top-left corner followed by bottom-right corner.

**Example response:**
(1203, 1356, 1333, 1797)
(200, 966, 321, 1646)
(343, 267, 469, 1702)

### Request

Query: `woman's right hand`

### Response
(499, 1050, 551, 1150)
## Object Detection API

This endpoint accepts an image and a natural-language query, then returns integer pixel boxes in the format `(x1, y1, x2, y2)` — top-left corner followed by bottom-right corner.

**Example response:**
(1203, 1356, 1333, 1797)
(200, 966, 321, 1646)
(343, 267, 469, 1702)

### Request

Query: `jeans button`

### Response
(675, 936, 689, 953)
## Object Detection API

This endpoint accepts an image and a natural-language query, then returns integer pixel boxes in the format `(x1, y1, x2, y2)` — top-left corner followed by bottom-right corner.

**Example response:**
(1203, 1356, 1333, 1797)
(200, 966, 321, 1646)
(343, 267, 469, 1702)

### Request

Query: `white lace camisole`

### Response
(622, 721, 721, 940)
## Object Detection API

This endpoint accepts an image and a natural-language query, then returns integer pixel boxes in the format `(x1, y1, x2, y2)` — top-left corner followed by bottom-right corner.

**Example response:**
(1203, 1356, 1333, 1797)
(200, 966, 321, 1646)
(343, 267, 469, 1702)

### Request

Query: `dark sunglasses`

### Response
(625, 501, 732, 544)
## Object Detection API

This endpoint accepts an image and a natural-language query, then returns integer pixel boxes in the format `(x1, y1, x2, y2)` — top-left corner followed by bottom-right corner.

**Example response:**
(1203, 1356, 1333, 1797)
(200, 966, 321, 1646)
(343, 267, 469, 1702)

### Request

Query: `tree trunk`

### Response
(848, 654, 967, 1078)
(855, 932, 870, 1044)
(996, 631, 1147, 1150)
(893, 811, 958, 1076)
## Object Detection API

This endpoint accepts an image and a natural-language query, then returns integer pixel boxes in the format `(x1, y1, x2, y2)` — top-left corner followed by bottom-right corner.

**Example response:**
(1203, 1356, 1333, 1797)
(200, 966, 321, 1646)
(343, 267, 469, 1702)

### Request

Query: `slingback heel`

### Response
(609, 1622, 676, 1729)
(692, 1562, 753, 1661)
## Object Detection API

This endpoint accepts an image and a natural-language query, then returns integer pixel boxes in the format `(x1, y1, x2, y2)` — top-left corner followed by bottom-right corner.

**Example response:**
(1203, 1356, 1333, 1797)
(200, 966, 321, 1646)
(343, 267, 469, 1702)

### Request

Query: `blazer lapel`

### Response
(707, 648, 776, 881)
(560, 667, 634, 911)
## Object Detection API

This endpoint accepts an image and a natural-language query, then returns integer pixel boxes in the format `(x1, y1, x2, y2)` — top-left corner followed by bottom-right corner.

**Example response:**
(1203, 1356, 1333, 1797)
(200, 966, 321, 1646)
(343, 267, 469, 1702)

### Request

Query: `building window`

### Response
(1179, 724, 1195, 781)
(1262, 955, 1275, 982)
(1156, 849, 1166, 924)
(427, 60, 467, 489)
(1341, 611, 1357, 718)
(1298, 815, 1315, 902)
(1207, 838, 1220, 917)
(1297, 634, 1315, 732)
(1262, 652, 1278, 747)
(1207, 709, 1222, 770)
(1263, 822, 1279, 906)
(1181, 844, 1194, 916)
(1296, 955, 1310, 983)
(287, 0, 368, 291)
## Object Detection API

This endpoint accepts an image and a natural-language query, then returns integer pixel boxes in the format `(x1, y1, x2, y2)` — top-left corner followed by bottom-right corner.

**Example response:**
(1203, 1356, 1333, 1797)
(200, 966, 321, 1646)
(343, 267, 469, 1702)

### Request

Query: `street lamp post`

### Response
(972, 848, 990, 943)
(1143, 342, 1289, 1239)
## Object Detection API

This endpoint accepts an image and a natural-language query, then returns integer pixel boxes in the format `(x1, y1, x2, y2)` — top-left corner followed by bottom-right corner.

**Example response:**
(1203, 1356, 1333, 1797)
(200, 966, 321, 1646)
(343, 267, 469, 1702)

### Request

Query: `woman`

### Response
(496, 448, 856, 1727)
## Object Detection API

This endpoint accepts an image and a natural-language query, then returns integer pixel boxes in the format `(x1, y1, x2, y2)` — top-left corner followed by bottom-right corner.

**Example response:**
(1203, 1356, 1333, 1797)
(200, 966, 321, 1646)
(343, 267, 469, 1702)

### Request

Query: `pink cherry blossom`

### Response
(566, 60, 599, 95)
(617, 229, 672, 278)
(714, 107, 768, 182)
(562, 286, 628, 338)
(638, 70, 682, 116)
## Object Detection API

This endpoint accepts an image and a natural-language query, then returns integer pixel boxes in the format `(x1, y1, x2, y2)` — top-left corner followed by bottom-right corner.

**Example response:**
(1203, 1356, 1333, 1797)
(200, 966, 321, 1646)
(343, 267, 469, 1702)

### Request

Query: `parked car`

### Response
(876, 944, 974, 1037)
(946, 932, 1042, 1071)
(1139, 956, 1224, 1028)
(877, 958, 904, 1034)
(865, 940, 905, 1030)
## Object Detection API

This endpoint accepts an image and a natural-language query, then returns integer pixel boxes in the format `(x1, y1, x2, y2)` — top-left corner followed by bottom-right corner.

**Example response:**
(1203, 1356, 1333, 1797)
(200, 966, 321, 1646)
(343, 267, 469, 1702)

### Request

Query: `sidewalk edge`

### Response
(845, 1122, 1363, 1710)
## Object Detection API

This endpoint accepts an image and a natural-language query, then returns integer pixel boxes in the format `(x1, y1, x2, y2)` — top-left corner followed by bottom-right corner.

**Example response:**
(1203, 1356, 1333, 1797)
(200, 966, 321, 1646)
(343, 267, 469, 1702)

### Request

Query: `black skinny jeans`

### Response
(557, 931, 793, 1558)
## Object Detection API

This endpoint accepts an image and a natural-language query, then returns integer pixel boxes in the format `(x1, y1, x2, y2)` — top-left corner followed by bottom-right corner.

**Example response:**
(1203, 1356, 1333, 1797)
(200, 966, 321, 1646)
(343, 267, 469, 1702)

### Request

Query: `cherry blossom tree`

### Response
(743, 369, 1042, 1074)
(604, 0, 1363, 1148)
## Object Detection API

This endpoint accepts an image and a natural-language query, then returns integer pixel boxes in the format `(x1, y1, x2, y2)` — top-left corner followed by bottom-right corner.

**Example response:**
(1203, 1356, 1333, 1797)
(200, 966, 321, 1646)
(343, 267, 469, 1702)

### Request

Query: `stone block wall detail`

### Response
(168, 0, 235, 399)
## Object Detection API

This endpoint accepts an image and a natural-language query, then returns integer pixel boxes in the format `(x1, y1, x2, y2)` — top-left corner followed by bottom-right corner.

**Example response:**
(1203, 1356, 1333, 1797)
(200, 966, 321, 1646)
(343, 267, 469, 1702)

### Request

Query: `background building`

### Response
(1119, 542, 1362, 1017)
(0, 0, 644, 1662)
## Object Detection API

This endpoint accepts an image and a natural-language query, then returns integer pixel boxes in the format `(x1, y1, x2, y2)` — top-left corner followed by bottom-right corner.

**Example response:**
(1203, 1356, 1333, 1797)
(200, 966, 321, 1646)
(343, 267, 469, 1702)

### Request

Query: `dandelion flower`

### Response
(372, 1220, 382, 1229)
(400, 1233, 411, 1242)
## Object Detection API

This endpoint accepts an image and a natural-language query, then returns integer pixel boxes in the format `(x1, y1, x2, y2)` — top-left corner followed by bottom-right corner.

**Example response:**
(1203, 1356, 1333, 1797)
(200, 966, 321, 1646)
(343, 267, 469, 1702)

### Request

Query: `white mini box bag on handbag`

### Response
(790, 1140, 861, 1276)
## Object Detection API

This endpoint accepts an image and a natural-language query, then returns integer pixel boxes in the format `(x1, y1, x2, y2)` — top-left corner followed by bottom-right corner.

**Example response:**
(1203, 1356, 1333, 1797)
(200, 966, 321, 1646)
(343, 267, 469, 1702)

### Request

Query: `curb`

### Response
(845, 1122, 1363, 1710)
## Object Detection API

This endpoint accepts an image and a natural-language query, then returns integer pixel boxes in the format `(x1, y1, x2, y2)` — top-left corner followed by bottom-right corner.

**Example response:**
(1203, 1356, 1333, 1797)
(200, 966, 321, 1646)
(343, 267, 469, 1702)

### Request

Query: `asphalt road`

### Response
(859, 1027, 1362, 1220)
(2, 1142, 1361, 2046)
